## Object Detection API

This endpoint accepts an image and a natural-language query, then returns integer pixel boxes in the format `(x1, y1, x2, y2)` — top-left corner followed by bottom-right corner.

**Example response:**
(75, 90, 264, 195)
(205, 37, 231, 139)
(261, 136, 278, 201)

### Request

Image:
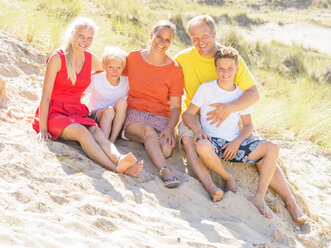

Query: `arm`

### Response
(182, 103, 211, 143)
(207, 85, 259, 127)
(159, 96, 181, 148)
(38, 53, 61, 140)
(222, 114, 254, 161)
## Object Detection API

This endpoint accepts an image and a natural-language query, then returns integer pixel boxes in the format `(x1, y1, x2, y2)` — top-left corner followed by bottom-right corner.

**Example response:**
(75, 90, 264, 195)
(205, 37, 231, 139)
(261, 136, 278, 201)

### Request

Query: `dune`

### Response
(0, 29, 330, 247)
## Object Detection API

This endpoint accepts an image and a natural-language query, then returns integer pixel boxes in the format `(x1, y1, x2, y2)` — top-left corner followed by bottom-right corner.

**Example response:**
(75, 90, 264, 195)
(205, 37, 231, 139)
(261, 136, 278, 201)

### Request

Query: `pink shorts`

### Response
(122, 109, 169, 139)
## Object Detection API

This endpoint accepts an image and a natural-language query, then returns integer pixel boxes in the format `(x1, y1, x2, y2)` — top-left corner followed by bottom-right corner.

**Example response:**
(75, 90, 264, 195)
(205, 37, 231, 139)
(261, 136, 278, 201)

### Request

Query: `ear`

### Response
(150, 31, 154, 40)
(212, 29, 216, 39)
(235, 64, 239, 73)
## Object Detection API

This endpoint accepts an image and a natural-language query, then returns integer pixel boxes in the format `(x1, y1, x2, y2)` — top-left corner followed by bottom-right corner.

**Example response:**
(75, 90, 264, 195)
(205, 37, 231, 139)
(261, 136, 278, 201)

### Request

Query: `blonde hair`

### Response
(214, 46, 239, 66)
(60, 17, 98, 84)
(102, 46, 127, 68)
(152, 20, 176, 36)
(187, 15, 216, 34)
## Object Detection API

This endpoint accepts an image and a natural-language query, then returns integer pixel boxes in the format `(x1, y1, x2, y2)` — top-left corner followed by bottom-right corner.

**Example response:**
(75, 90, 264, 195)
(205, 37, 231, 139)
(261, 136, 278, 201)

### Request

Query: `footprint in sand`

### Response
(20, 90, 39, 101)
(93, 218, 117, 233)
(0, 142, 4, 152)
(50, 194, 69, 205)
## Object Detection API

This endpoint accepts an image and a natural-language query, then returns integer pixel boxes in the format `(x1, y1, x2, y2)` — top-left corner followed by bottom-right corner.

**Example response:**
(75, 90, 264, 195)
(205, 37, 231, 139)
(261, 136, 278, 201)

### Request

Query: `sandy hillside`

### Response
(239, 22, 331, 56)
(0, 29, 330, 248)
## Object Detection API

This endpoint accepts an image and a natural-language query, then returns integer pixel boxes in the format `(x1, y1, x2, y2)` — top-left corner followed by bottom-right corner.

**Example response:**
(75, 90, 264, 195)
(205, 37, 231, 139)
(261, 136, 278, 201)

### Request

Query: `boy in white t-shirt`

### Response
(85, 46, 129, 143)
(182, 47, 307, 222)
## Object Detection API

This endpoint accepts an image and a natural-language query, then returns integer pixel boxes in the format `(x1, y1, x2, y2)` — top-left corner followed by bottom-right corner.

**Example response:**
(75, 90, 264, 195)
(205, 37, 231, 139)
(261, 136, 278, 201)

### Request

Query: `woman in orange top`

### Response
(33, 17, 143, 177)
(123, 20, 184, 188)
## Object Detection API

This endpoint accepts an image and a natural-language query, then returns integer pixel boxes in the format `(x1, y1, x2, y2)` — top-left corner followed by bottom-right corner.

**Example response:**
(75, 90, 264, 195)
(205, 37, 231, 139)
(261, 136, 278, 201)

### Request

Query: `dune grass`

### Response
(0, 0, 330, 151)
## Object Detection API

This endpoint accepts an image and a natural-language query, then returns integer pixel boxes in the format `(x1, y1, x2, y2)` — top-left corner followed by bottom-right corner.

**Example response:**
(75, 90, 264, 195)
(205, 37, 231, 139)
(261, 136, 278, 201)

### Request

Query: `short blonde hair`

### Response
(187, 15, 216, 34)
(214, 47, 239, 66)
(102, 46, 127, 67)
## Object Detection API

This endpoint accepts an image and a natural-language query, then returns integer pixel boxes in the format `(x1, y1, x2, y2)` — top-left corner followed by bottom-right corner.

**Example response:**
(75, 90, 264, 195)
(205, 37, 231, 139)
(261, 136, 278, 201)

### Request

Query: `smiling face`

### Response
(104, 59, 125, 85)
(189, 22, 217, 58)
(150, 27, 173, 54)
(215, 58, 238, 85)
(72, 26, 94, 53)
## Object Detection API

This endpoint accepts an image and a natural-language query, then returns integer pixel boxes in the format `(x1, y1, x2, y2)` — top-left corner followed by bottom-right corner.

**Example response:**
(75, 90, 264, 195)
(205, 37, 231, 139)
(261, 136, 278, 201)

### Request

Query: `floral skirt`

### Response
(123, 109, 169, 134)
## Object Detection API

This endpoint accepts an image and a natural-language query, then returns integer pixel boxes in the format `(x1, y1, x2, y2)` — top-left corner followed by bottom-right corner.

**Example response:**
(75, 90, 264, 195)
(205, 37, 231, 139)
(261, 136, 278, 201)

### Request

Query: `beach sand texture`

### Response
(0, 29, 330, 247)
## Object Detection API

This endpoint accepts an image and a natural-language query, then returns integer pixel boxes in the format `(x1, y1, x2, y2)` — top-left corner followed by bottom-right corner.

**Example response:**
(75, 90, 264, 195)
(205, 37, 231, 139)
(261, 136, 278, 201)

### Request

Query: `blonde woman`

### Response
(33, 17, 143, 177)
(122, 20, 184, 188)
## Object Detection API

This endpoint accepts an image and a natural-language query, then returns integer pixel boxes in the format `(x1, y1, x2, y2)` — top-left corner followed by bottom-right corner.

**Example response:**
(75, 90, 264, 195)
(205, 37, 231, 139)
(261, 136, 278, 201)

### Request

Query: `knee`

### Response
(103, 106, 115, 118)
(182, 136, 195, 151)
(195, 139, 213, 156)
(75, 125, 93, 142)
(142, 125, 158, 139)
(115, 99, 127, 110)
(265, 142, 280, 156)
(89, 126, 106, 139)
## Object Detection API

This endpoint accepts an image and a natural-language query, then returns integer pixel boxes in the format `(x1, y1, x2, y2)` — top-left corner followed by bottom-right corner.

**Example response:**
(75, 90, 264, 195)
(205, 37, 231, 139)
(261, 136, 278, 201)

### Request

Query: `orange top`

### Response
(124, 50, 184, 118)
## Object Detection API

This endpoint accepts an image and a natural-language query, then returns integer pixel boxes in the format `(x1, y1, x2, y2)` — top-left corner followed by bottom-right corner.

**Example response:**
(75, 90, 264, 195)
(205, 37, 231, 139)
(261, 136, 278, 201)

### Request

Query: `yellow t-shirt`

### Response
(175, 47, 256, 110)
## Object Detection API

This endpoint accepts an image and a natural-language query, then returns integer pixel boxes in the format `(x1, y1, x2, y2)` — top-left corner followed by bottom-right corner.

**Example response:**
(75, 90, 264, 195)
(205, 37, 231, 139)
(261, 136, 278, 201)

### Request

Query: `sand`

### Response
(239, 22, 331, 56)
(0, 29, 330, 247)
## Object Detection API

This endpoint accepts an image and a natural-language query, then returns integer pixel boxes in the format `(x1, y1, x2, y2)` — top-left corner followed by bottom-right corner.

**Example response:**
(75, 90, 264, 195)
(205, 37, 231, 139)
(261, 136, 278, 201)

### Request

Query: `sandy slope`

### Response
(0, 29, 330, 248)
(239, 22, 331, 56)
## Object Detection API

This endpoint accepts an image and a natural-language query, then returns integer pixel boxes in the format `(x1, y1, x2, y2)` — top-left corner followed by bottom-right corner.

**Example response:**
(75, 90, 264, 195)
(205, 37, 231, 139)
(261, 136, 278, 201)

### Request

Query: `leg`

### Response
(60, 124, 142, 177)
(196, 139, 236, 197)
(125, 122, 178, 186)
(249, 143, 307, 222)
(248, 141, 279, 218)
(97, 107, 115, 139)
(109, 99, 127, 143)
(182, 136, 224, 201)
(178, 117, 223, 199)
(88, 126, 142, 175)
(60, 123, 117, 171)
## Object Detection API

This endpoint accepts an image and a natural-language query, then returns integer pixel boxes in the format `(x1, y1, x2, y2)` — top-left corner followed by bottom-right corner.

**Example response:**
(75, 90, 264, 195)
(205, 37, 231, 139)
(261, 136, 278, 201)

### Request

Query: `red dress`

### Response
(32, 50, 98, 140)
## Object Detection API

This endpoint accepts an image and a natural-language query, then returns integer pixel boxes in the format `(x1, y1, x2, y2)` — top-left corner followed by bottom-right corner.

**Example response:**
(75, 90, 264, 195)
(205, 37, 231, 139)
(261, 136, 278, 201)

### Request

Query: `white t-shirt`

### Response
(84, 72, 129, 111)
(191, 80, 251, 142)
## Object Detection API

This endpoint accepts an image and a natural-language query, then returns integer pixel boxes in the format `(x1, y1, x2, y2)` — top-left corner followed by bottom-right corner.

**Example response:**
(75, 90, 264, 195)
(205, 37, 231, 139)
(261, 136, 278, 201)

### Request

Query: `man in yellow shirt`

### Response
(175, 15, 307, 223)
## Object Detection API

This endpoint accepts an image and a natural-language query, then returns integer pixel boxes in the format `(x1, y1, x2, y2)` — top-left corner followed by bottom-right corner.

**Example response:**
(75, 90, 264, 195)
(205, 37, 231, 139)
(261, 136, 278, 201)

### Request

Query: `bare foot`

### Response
(212, 190, 224, 202)
(286, 201, 308, 223)
(116, 152, 137, 173)
(206, 184, 224, 202)
(251, 196, 271, 219)
(124, 161, 144, 178)
(225, 175, 236, 193)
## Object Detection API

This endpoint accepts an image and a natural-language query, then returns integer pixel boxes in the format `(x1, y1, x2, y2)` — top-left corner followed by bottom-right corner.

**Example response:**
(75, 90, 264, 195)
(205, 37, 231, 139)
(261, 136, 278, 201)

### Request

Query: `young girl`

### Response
(84, 46, 128, 143)
(32, 17, 143, 177)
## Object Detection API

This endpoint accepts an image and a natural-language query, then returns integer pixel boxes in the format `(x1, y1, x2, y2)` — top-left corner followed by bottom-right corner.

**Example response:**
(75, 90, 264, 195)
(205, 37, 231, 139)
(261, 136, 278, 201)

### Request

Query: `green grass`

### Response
(0, 0, 330, 151)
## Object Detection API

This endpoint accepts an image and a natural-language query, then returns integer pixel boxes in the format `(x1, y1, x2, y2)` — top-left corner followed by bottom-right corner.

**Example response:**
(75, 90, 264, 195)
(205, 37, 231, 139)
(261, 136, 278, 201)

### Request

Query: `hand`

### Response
(159, 127, 175, 149)
(37, 130, 52, 141)
(221, 140, 240, 161)
(194, 129, 211, 144)
(206, 103, 232, 127)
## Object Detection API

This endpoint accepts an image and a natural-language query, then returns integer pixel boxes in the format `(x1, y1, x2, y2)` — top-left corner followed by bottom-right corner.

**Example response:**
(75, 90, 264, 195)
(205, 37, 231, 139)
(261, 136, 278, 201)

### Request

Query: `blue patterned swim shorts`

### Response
(210, 137, 265, 164)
